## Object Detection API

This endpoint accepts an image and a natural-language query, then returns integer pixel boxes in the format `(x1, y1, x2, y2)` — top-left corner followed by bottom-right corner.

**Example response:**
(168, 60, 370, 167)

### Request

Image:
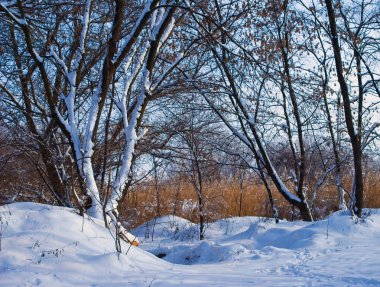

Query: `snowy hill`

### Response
(1, 203, 380, 286)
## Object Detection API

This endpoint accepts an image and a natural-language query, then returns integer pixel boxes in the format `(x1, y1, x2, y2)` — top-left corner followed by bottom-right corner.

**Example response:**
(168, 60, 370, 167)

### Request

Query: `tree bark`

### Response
(325, 0, 363, 217)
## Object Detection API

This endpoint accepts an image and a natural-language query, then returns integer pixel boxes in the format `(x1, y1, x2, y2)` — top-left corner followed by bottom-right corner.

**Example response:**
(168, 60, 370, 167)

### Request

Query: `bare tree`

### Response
(0, 0, 191, 237)
(324, 0, 380, 217)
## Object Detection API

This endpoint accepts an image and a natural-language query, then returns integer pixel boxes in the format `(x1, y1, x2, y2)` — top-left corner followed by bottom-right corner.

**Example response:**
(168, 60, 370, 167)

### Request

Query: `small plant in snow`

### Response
(36, 240, 79, 263)
(32, 240, 41, 249)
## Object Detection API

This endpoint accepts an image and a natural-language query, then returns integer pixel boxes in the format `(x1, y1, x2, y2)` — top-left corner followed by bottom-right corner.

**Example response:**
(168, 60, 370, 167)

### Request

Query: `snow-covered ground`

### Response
(1, 203, 379, 286)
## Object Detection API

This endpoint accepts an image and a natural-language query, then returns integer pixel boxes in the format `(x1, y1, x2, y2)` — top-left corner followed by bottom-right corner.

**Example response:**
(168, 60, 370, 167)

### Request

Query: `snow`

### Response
(0, 2, 27, 26)
(32, 49, 43, 63)
(1, 203, 380, 286)
(112, 0, 156, 64)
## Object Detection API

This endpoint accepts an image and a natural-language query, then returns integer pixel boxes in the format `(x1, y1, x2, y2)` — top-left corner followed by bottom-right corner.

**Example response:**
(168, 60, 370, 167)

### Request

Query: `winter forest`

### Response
(1, 0, 380, 286)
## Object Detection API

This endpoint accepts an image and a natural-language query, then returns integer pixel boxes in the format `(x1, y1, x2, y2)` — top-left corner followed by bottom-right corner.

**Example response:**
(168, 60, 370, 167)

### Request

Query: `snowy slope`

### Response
(1, 203, 380, 286)
(0, 203, 168, 287)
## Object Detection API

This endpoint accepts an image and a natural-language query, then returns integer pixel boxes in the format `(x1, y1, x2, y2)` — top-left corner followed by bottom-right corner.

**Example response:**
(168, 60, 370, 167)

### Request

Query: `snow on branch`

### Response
(203, 94, 252, 149)
(151, 52, 184, 90)
(112, 0, 157, 64)
(107, 70, 150, 215)
(0, 2, 27, 26)
(72, 0, 92, 72)
(49, 48, 69, 79)
(362, 122, 380, 149)
(120, 44, 149, 104)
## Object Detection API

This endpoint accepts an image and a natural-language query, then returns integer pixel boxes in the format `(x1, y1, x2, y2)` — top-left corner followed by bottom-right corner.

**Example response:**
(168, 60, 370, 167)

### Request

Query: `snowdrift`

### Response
(0, 203, 167, 286)
(1, 202, 380, 286)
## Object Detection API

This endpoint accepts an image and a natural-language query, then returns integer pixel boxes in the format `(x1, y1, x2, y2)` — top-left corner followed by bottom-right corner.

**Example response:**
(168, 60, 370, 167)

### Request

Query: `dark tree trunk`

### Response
(325, 0, 363, 217)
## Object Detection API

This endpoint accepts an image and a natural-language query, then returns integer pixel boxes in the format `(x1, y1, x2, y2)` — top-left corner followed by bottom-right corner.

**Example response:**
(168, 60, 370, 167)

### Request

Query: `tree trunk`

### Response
(325, 0, 363, 217)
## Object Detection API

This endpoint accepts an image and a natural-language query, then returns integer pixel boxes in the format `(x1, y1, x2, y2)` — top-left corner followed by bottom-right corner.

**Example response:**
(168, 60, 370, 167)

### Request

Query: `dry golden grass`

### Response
(2, 139, 379, 228)
(120, 172, 380, 229)
(363, 171, 380, 208)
